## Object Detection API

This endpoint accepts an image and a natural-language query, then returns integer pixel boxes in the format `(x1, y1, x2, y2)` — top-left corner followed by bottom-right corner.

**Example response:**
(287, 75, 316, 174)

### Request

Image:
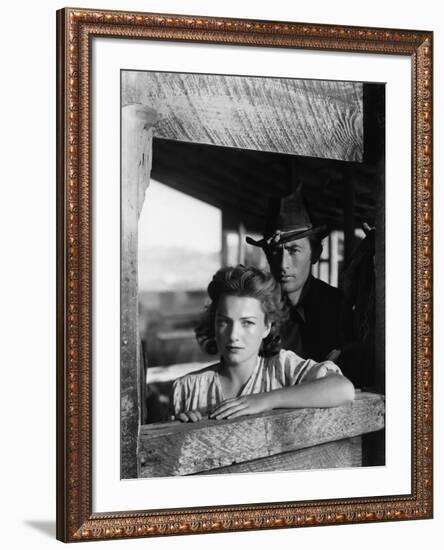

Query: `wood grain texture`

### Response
(197, 436, 362, 475)
(122, 72, 363, 162)
(121, 104, 158, 478)
(139, 392, 384, 477)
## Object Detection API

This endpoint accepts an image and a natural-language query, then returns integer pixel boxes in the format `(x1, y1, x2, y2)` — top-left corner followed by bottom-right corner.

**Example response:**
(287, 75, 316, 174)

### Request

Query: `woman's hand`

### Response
(175, 410, 204, 423)
(209, 393, 272, 420)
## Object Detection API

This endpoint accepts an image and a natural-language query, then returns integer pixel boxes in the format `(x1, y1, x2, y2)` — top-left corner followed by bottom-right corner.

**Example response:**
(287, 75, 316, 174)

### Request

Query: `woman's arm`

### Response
(267, 373, 355, 408)
(210, 374, 354, 420)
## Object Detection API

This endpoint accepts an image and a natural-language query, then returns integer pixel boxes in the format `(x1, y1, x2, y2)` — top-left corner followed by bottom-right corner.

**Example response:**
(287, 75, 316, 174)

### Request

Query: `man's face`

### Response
(266, 236, 312, 297)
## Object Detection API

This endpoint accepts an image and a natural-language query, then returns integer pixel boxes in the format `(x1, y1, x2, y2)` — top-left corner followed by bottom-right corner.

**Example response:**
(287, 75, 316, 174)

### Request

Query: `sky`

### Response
(138, 179, 222, 254)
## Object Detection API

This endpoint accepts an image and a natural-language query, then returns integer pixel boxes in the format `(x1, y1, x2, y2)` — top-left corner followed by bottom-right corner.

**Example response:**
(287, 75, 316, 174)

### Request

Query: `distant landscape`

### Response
(138, 245, 221, 293)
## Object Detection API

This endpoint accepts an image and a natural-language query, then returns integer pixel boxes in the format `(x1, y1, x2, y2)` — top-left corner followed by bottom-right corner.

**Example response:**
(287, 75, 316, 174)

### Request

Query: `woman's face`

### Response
(214, 295, 271, 366)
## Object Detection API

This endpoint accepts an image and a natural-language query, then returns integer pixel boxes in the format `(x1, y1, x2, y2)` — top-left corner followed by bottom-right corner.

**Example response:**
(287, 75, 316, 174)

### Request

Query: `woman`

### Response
(172, 265, 354, 422)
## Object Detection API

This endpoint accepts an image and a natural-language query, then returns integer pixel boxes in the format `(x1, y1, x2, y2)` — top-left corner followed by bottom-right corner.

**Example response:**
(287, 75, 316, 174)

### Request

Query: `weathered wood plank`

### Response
(197, 436, 362, 475)
(121, 104, 158, 479)
(139, 392, 384, 477)
(122, 72, 363, 162)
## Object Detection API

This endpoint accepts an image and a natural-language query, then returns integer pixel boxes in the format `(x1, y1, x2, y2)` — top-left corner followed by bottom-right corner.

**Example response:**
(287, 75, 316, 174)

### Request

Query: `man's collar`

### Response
(289, 275, 313, 322)
(299, 274, 313, 304)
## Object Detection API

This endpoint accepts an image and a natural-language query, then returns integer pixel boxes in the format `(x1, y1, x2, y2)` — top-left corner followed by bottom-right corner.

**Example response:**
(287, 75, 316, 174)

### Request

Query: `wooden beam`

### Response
(197, 437, 362, 475)
(139, 392, 384, 477)
(123, 72, 363, 162)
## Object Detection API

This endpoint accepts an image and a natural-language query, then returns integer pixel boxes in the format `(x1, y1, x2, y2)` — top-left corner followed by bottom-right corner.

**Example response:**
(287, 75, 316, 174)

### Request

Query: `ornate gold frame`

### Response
(56, 7, 433, 542)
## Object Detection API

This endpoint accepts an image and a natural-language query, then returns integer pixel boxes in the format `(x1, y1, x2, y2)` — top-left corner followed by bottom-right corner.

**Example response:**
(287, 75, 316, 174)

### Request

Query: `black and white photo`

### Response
(120, 70, 386, 479)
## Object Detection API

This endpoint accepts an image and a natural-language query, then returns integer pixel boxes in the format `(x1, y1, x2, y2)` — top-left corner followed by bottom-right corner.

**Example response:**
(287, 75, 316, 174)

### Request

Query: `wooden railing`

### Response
(139, 392, 384, 477)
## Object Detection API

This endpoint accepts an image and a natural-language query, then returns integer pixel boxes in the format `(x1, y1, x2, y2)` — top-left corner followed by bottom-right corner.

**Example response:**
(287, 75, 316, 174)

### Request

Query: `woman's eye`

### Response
(242, 320, 255, 327)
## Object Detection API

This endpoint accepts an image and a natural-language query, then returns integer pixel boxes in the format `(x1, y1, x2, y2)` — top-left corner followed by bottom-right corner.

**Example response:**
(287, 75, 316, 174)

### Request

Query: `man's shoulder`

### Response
(309, 276, 344, 301)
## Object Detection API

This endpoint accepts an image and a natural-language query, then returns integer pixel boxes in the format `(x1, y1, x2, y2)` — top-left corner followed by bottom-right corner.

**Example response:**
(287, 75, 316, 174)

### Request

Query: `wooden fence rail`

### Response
(139, 392, 384, 477)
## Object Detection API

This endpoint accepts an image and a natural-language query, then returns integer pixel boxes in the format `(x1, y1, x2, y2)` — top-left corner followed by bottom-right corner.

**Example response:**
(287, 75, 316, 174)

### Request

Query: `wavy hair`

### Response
(195, 265, 286, 358)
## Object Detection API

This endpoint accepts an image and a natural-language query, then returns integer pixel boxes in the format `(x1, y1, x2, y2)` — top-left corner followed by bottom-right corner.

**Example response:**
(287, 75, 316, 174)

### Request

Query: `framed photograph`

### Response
(56, 7, 433, 542)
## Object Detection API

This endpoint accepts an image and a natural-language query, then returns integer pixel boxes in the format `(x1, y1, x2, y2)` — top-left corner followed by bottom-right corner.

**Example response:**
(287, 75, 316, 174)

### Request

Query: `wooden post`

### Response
(221, 209, 238, 267)
(361, 82, 385, 393)
(343, 167, 356, 268)
(121, 104, 158, 479)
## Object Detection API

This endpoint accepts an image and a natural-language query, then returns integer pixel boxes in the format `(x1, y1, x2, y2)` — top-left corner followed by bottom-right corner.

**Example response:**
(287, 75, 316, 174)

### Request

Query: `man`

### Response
(246, 188, 352, 367)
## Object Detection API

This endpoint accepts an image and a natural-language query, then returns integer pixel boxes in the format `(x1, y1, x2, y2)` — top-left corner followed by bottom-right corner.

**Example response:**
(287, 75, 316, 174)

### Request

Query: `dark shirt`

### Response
(281, 275, 350, 365)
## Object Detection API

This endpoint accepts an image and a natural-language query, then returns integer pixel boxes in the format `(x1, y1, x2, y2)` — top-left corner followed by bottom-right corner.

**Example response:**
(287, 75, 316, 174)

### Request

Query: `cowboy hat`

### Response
(246, 187, 329, 249)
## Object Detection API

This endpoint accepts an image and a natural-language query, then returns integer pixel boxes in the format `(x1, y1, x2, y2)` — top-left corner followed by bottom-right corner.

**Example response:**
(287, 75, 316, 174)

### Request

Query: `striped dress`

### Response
(171, 349, 342, 417)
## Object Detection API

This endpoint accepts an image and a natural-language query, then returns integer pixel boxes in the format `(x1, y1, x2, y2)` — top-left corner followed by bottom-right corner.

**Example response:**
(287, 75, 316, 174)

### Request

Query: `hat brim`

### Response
(246, 225, 329, 249)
